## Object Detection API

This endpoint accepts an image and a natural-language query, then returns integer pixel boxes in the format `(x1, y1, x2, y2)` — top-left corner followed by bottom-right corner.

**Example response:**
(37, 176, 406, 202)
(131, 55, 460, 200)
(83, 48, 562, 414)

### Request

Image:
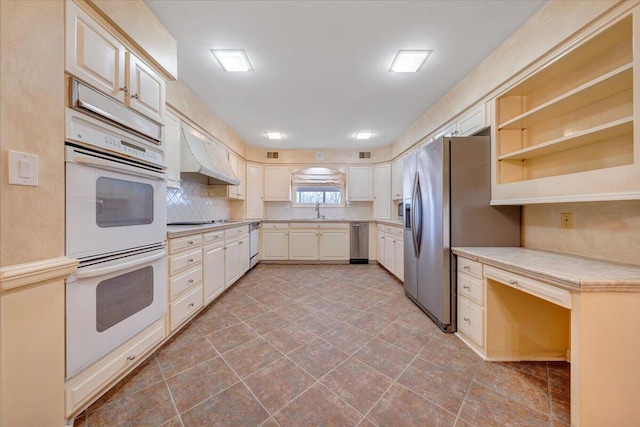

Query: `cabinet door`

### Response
(236, 159, 246, 200)
(224, 240, 239, 288)
(347, 167, 373, 201)
(264, 166, 290, 201)
(203, 242, 225, 305)
(164, 111, 181, 189)
(377, 232, 385, 264)
(457, 103, 486, 136)
(384, 234, 395, 272)
(262, 230, 288, 260)
(239, 236, 250, 275)
(374, 164, 391, 219)
(227, 154, 239, 198)
(391, 158, 404, 201)
(318, 229, 349, 260)
(289, 230, 318, 260)
(128, 53, 165, 124)
(246, 163, 264, 219)
(394, 238, 404, 281)
(65, 0, 126, 102)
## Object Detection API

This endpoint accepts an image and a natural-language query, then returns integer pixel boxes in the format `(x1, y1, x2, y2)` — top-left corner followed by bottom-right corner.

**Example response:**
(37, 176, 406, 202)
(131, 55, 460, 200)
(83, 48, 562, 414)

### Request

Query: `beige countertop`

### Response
(167, 220, 254, 238)
(452, 247, 640, 292)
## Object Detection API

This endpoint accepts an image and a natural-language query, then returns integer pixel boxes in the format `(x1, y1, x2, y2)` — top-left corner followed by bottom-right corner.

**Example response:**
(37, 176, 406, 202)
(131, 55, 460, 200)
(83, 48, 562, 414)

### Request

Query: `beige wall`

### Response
(0, 0, 65, 267)
(522, 201, 640, 265)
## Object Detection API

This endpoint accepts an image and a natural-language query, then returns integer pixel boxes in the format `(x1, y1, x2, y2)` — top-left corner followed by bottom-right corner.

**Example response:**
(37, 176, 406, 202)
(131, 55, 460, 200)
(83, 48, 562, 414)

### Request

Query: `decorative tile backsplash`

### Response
(264, 201, 372, 220)
(167, 176, 231, 223)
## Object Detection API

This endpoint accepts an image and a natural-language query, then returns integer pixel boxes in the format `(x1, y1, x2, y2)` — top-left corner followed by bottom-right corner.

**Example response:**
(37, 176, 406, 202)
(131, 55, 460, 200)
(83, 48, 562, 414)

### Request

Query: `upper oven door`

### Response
(66, 145, 167, 260)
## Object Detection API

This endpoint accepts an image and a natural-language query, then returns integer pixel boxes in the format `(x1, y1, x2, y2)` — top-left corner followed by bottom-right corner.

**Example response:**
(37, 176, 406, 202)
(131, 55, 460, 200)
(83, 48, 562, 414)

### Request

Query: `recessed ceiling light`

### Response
(389, 50, 432, 73)
(211, 49, 254, 72)
(355, 132, 374, 140)
(265, 132, 283, 140)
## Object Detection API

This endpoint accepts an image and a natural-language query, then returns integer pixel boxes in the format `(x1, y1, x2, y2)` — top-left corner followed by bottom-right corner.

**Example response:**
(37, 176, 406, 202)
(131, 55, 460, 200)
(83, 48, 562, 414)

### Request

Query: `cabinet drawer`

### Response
(458, 272, 483, 305)
(170, 265, 202, 299)
(319, 223, 349, 229)
(290, 222, 319, 229)
(65, 318, 165, 416)
(458, 297, 484, 346)
(224, 225, 249, 239)
(262, 223, 288, 230)
(169, 248, 202, 275)
(377, 224, 385, 232)
(170, 284, 203, 331)
(393, 226, 404, 237)
(457, 257, 483, 279)
(203, 231, 224, 244)
(484, 266, 572, 309)
(169, 234, 202, 254)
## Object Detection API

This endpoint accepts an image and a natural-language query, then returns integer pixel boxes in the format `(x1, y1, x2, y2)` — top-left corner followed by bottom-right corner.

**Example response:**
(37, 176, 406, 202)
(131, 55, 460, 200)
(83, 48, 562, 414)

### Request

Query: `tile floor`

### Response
(74, 264, 570, 427)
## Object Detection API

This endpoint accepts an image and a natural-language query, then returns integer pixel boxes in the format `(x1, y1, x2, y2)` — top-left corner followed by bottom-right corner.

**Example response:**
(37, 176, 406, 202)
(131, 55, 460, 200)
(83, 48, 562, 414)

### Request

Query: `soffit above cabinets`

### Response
(145, 1, 546, 150)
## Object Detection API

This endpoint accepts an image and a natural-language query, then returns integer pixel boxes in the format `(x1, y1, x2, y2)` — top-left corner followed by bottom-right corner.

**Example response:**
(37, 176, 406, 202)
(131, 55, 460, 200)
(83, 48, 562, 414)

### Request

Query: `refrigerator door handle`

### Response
(411, 172, 422, 258)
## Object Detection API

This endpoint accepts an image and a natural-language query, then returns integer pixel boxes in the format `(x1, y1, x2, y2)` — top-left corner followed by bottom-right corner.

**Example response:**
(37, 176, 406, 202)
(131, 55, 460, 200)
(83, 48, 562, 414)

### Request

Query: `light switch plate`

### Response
(9, 151, 39, 186)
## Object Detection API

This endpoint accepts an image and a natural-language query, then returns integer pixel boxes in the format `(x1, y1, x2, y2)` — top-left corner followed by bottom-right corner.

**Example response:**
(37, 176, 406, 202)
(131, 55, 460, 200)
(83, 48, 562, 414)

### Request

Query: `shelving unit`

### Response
(491, 13, 640, 204)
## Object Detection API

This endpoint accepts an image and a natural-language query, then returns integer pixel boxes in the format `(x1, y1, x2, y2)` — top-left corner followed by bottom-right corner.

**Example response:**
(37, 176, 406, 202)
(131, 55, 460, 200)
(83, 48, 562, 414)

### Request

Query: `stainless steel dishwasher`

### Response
(350, 222, 369, 264)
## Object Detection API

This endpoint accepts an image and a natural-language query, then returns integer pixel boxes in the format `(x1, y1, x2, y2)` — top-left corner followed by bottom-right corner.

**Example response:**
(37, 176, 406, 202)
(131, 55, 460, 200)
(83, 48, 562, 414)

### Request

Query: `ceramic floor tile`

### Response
(181, 382, 270, 426)
(417, 333, 480, 379)
(377, 322, 432, 355)
(194, 309, 242, 335)
(365, 302, 401, 322)
(228, 301, 271, 321)
(205, 322, 259, 354)
(159, 417, 183, 427)
(499, 360, 549, 380)
(86, 381, 177, 427)
(550, 390, 571, 424)
(346, 311, 393, 336)
(156, 334, 218, 379)
(245, 357, 316, 414)
(367, 383, 457, 427)
(474, 361, 549, 414)
(321, 358, 393, 414)
(275, 302, 314, 322)
(459, 382, 549, 427)
(320, 301, 362, 321)
(274, 383, 362, 427)
(244, 310, 290, 335)
(356, 418, 378, 427)
(223, 337, 284, 378)
(263, 323, 317, 354)
(288, 338, 349, 379)
(397, 357, 471, 414)
(321, 323, 374, 355)
(166, 356, 240, 413)
(354, 338, 414, 380)
(296, 311, 344, 336)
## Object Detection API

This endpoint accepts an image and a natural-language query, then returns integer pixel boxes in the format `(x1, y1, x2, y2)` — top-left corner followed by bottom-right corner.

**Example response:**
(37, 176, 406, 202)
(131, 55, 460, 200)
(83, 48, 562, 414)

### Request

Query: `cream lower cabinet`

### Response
(318, 225, 349, 261)
(224, 226, 250, 288)
(376, 223, 404, 281)
(168, 234, 204, 332)
(203, 231, 225, 305)
(289, 225, 319, 260)
(262, 223, 289, 260)
(456, 257, 485, 349)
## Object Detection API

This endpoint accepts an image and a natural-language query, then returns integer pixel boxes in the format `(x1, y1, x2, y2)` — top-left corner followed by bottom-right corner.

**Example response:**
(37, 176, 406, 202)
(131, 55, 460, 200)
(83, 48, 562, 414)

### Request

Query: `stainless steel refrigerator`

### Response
(403, 135, 520, 332)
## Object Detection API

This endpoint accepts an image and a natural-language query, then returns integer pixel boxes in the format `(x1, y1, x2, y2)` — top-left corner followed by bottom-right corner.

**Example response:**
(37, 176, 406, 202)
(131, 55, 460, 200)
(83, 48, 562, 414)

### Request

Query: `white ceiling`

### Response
(145, 0, 546, 150)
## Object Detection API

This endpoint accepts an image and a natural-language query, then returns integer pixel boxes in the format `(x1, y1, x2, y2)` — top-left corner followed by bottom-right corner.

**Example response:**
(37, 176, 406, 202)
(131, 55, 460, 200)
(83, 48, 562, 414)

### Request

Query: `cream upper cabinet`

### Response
(318, 225, 349, 261)
(246, 163, 264, 219)
(264, 166, 290, 201)
(164, 110, 181, 189)
(65, 0, 165, 124)
(492, 13, 639, 204)
(203, 241, 225, 305)
(65, 0, 126, 102)
(128, 53, 165, 124)
(374, 164, 391, 219)
(288, 228, 318, 260)
(457, 103, 487, 137)
(262, 224, 288, 260)
(391, 157, 404, 201)
(227, 154, 245, 200)
(347, 166, 373, 201)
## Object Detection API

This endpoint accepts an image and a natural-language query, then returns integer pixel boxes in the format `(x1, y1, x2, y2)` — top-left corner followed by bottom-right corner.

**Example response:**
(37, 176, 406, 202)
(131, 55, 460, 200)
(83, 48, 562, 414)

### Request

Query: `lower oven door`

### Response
(66, 247, 167, 378)
(66, 145, 167, 260)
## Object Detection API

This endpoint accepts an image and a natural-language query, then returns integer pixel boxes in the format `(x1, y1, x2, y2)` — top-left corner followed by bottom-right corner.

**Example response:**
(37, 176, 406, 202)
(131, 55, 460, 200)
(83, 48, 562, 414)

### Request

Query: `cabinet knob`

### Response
(239, 241, 243, 244)
(189, 303, 195, 308)
(188, 258, 194, 263)
(463, 317, 470, 322)
(188, 279, 194, 284)
(119, 86, 128, 93)
(188, 241, 194, 245)
(463, 285, 470, 290)
(131, 93, 139, 99)
(508, 280, 518, 285)
(126, 355, 136, 361)
(462, 265, 470, 270)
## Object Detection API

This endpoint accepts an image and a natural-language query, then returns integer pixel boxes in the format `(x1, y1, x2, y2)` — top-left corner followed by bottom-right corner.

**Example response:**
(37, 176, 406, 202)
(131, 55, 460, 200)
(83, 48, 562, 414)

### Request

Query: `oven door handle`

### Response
(75, 250, 166, 279)
(72, 153, 165, 181)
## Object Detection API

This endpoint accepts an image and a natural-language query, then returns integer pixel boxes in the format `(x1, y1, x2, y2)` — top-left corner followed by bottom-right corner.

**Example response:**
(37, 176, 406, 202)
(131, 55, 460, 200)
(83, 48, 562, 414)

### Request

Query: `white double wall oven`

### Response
(65, 80, 168, 378)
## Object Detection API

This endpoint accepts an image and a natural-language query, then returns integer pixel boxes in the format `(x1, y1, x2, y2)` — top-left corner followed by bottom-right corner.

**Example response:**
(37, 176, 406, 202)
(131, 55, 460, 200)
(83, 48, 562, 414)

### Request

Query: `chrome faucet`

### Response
(315, 202, 325, 219)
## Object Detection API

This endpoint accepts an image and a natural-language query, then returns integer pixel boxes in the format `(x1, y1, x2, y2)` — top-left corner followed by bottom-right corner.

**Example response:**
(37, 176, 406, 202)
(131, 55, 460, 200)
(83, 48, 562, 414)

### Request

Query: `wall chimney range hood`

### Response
(180, 125, 240, 186)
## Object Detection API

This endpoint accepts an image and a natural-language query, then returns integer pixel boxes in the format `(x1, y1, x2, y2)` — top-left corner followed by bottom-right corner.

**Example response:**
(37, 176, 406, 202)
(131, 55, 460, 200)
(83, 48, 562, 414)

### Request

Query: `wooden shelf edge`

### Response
(498, 63, 633, 130)
(490, 191, 640, 206)
(498, 117, 633, 161)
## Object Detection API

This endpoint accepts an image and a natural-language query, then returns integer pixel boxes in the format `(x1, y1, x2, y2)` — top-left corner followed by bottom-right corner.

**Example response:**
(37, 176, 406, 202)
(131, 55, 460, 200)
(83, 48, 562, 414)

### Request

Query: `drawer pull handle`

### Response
(188, 241, 194, 245)
(188, 279, 194, 284)
(508, 280, 518, 285)
(463, 285, 470, 290)
(126, 355, 136, 361)
(239, 241, 243, 244)
(188, 258, 194, 263)
(189, 303, 195, 308)
(462, 265, 470, 270)
(463, 317, 470, 322)
(131, 93, 139, 100)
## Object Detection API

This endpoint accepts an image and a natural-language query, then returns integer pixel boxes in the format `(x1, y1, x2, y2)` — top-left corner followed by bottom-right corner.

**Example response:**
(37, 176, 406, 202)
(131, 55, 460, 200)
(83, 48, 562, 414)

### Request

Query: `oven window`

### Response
(96, 177, 153, 227)
(96, 266, 154, 332)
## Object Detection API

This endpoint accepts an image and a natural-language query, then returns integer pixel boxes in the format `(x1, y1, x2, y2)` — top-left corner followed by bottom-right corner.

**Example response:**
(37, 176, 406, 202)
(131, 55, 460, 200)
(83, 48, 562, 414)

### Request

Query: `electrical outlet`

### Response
(561, 212, 573, 229)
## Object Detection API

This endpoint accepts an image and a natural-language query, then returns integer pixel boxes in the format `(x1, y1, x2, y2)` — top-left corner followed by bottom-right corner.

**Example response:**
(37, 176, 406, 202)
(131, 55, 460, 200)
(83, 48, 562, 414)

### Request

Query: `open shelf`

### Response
(499, 117, 633, 161)
(498, 64, 632, 131)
